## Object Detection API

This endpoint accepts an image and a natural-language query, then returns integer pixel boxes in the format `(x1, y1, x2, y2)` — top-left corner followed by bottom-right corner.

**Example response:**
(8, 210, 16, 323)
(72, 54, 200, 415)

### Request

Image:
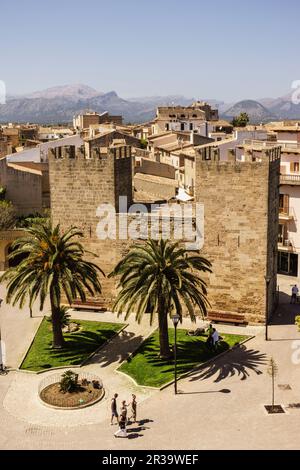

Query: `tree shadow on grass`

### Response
(86, 329, 145, 368)
(187, 344, 267, 383)
(139, 336, 238, 377)
(36, 328, 121, 369)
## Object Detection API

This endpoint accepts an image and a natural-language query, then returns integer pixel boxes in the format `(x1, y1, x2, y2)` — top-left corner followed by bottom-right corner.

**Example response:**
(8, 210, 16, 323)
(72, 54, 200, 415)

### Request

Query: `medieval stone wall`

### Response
(194, 146, 280, 323)
(48, 141, 280, 323)
(48, 145, 134, 303)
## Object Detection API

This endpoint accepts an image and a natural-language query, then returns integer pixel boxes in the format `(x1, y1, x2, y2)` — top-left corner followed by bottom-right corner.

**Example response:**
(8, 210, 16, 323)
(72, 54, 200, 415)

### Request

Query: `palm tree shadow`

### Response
(86, 330, 145, 367)
(187, 345, 267, 383)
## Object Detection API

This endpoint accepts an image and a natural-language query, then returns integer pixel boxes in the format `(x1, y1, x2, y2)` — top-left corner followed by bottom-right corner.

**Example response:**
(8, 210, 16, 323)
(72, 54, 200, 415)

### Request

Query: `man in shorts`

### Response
(111, 393, 119, 425)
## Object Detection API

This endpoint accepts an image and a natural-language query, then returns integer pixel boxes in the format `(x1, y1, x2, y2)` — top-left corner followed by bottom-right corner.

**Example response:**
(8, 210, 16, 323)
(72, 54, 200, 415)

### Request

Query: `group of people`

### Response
(111, 393, 137, 438)
(206, 323, 220, 351)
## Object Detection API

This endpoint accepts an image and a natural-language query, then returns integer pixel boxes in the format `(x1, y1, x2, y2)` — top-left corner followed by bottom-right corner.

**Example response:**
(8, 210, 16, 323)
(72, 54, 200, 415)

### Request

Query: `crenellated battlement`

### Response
(48, 144, 132, 162)
(195, 144, 281, 164)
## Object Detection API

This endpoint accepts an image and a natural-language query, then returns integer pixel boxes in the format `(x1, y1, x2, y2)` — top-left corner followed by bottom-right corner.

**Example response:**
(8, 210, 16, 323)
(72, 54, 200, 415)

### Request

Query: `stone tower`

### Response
(48, 144, 133, 302)
(194, 145, 280, 324)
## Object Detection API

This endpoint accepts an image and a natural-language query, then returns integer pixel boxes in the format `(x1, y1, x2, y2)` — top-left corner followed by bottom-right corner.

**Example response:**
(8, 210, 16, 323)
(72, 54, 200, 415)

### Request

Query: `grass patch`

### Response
(20, 317, 125, 372)
(118, 329, 248, 387)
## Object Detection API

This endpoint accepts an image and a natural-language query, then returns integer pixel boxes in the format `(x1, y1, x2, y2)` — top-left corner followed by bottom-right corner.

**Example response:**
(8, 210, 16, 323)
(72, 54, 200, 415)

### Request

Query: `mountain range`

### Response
(1, 84, 300, 124)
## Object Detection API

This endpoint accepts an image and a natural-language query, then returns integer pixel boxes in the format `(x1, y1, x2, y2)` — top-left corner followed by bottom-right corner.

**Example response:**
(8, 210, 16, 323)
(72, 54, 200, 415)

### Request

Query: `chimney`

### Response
(189, 131, 193, 145)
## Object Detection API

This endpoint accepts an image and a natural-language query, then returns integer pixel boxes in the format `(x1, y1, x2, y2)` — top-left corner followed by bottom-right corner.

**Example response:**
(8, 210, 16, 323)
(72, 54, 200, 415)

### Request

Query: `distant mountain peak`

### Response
(223, 99, 276, 123)
(26, 84, 102, 100)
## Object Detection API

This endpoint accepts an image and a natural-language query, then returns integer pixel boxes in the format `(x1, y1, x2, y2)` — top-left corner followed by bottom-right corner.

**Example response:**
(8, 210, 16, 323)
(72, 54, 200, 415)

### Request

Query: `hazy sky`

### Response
(1, 0, 300, 101)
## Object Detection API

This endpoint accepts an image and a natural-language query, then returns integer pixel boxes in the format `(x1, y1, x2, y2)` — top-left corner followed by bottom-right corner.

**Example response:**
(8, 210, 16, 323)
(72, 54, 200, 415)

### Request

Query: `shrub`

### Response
(59, 370, 79, 393)
(0, 186, 6, 201)
(295, 316, 300, 332)
(48, 305, 71, 328)
(0, 200, 17, 230)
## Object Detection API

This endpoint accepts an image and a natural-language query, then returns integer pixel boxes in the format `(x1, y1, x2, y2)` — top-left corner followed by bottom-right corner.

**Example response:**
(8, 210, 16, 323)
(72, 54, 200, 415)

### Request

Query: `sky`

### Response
(1, 0, 300, 102)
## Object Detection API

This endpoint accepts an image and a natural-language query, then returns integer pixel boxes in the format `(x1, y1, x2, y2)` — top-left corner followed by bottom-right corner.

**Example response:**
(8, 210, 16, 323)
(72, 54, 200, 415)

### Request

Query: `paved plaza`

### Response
(0, 277, 300, 450)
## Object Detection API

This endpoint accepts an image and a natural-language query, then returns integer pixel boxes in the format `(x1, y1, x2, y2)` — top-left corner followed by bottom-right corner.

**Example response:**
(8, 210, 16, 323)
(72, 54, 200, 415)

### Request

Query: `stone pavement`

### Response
(1, 276, 300, 449)
(0, 282, 47, 369)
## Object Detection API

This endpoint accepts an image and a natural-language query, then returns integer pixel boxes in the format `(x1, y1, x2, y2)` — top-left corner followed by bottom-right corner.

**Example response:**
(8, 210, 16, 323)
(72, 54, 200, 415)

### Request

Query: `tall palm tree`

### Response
(109, 239, 212, 358)
(0, 223, 104, 348)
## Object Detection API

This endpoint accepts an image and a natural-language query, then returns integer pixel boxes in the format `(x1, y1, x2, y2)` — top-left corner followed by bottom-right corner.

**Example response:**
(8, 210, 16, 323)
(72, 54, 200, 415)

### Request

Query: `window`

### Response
(190, 123, 193, 131)
(278, 224, 286, 244)
(290, 162, 300, 173)
(165, 123, 169, 131)
(279, 194, 289, 214)
(181, 123, 185, 131)
(278, 251, 298, 276)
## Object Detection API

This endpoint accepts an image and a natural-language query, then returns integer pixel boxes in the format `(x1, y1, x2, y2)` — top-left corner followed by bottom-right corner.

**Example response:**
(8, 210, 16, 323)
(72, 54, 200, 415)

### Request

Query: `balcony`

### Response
(243, 140, 300, 153)
(280, 174, 300, 185)
(278, 239, 296, 252)
(279, 205, 296, 221)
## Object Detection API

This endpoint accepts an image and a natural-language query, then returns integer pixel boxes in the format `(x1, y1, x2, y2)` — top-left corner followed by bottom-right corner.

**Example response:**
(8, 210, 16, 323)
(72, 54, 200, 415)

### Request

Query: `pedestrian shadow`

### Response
(138, 418, 154, 425)
(187, 344, 267, 383)
(125, 418, 153, 439)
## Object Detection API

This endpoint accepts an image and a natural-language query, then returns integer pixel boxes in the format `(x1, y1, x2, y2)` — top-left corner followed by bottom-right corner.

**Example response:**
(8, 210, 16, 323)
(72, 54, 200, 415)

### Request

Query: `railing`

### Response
(279, 205, 296, 219)
(280, 174, 300, 185)
(279, 142, 300, 151)
(243, 139, 280, 148)
(278, 239, 296, 252)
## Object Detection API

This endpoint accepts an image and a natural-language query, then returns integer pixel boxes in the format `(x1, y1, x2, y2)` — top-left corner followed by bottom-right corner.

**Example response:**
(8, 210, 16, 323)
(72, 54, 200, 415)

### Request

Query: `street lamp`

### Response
(265, 275, 271, 341)
(172, 314, 180, 394)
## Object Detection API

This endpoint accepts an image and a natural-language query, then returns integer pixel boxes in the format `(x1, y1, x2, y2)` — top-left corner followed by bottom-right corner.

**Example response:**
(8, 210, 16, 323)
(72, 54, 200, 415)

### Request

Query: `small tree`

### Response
(140, 138, 148, 149)
(47, 305, 71, 329)
(267, 357, 278, 410)
(231, 112, 250, 127)
(0, 186, 6, 201)
(0, 200, 17, 230)
(60, 370, 79, 393)
(295, 315, 300, 331)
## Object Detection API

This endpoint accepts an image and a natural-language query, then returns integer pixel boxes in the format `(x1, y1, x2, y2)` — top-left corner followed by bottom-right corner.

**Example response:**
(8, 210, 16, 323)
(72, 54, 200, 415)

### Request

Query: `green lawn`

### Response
(118, 329, 248, 387)
(20, 317, 125, 372)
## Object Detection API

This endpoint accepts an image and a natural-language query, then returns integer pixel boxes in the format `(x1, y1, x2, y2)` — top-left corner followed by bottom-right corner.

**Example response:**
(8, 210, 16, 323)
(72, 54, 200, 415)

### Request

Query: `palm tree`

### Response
(0, 222, 104, 349)
(109, 239, 212, 358)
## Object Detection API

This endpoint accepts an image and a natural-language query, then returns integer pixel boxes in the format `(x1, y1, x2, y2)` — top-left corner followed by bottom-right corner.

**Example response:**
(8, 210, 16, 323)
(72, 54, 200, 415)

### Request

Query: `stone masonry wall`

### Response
(49, 145, 134, 303)
(194, 147, 280, 323)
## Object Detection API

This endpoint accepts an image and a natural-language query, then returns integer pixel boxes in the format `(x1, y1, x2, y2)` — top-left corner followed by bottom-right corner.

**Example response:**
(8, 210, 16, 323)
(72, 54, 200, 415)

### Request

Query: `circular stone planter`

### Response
(38, 371, 105, 410)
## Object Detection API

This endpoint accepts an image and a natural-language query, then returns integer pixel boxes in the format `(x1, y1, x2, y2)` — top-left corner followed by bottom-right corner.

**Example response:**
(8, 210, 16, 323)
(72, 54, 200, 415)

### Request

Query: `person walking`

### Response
(129, 394, 137, 423)
(114, 412, 128, 438)
(111, 393, 119, 425)
(120, 400, 128, 420)
(212, 328, 219, 350)
(206, 323, 214, 350)
(290, 285, 299, 304)
(114, 400, 129, 438)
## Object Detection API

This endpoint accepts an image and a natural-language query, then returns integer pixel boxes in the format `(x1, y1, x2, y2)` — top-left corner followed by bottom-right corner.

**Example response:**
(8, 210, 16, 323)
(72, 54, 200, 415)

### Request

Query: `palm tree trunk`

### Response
(158, 310, 171, 359)
(50, 299, 65, 349)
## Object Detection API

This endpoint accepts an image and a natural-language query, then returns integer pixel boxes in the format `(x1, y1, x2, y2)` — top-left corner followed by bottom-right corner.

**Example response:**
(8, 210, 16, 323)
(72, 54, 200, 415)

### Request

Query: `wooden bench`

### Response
(207, 310, 248, 326)
(69, 300, 108, 312)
